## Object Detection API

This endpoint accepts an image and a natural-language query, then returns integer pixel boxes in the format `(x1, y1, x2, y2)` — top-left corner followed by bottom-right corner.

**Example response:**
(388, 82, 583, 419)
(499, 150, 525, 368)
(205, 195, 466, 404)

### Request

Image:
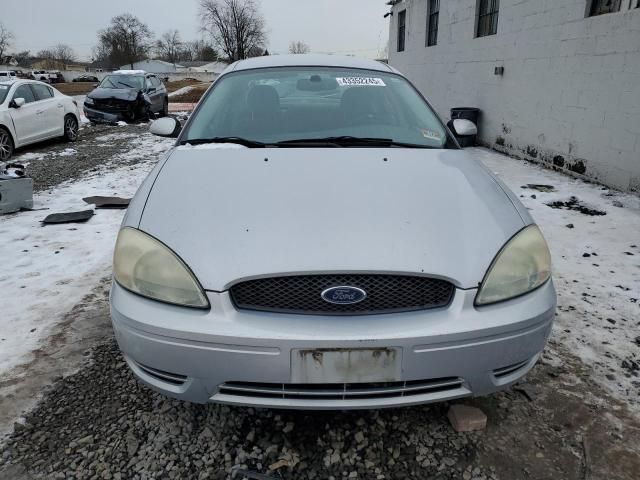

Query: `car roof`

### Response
(226, 54, 400, 75)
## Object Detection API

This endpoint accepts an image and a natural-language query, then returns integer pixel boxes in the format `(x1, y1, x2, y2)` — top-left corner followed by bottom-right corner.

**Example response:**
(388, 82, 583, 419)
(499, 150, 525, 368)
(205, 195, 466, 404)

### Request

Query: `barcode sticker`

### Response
(336, 77, 386, 87)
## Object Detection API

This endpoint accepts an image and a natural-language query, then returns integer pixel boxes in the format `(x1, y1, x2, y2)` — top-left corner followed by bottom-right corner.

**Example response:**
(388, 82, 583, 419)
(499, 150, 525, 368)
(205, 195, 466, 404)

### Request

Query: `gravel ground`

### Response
(1, 323, 638, 480)
(14, 123, 154, 193)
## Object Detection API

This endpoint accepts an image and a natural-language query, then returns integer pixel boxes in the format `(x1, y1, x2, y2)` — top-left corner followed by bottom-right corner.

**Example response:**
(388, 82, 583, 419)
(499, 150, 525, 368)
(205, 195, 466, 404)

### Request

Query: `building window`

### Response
(426, 0, 440, 47)
(589, 0, 621, 16)
(477, 0, 500, 38)
(397, 10, 406, 52)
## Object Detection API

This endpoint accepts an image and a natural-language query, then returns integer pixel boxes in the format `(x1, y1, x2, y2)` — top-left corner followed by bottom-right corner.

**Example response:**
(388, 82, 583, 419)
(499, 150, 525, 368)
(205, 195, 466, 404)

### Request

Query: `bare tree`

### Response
(54, 44, 77, 65)
(0, 22, 14, 59)
(13, 50, 31, 65)
(289, 41, 310, 55)
(96, 14, 154, 69)
(155, 30, 183, 64)
(36, 49, 58, 69)
(183, 39, 219, 62)
(199, 0, 266, 62)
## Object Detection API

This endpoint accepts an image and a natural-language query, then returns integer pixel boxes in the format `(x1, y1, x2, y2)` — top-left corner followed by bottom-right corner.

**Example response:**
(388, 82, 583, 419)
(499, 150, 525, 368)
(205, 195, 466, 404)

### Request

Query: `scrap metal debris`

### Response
(42, 210, 94, 225)
(83, 196, 131, 209)
(522, 184, 556, 192)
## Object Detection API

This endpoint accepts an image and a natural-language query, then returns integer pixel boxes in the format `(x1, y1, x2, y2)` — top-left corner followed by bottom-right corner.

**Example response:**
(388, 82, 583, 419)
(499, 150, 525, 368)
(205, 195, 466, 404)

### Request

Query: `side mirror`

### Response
(150, 117, 181, 138)
(10, 98, 25, 108)
(92, 83, 99, 88)
(451, 119, 477, 137)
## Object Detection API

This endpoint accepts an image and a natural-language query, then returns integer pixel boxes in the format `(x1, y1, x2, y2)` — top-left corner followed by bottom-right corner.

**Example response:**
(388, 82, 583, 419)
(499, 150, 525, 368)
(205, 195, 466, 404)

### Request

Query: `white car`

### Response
(0, 71, 17, 81)
(0, 80, 80, 161)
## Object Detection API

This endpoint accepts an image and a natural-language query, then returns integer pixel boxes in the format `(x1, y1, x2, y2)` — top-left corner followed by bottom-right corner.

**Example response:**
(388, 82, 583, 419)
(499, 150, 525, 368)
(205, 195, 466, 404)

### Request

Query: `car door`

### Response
(31, 83, 62, 138)
(7, 84, 41, 146)
(146, 76, 162, 112)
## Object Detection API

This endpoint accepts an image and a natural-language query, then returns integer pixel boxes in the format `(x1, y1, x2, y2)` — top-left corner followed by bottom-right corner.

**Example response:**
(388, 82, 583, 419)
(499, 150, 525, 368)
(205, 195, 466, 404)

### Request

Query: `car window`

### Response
(32, 84, 54, 101)
(100, 75, 144, 90)
(0, 85, 9, 104)
(183, 66, 449, 149)
(13, 85, 37, 104)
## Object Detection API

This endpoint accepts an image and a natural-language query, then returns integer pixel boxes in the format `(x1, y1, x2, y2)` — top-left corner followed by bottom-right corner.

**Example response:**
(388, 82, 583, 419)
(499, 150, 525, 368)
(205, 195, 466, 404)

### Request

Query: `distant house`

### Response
(120, 59, 184, 73)
(176, 61, 228, 74)
(1, 56, 19, 67)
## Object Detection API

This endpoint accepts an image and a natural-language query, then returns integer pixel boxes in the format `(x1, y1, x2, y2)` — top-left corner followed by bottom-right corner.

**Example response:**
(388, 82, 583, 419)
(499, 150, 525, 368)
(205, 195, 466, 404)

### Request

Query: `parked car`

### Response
(50, 71, 65, 84)
(83, 70, 168, 123)
(0, 80, 80, 161)
(0, 71, 17, 81)
(30, 70, 57, 83)
(73, 74, 99, 83)
(111, 55, 556, 409)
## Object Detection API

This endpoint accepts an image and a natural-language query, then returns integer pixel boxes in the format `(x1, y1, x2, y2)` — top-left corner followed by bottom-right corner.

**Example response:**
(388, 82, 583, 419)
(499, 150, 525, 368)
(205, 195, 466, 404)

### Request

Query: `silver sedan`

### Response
(110, 55, 556, 409)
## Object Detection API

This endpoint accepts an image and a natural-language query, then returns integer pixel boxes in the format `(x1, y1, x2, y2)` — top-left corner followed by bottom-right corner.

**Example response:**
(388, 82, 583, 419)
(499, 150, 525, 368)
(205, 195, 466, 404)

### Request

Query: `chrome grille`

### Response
(229, 274, 454, 315)
(218, 377, 464, 401)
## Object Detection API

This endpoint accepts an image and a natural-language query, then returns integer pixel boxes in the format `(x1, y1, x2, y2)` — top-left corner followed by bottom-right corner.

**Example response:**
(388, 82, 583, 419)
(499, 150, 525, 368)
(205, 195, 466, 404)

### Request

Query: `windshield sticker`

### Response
(336, 77, 386, 87)
(421, 129, 442, 141)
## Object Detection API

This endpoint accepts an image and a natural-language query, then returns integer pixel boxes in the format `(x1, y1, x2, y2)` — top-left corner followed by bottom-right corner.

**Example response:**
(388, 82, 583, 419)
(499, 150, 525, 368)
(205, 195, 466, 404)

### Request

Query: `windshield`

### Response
(182, 67, 450, 148)
(99, 74, 144, 90)
(0, 84, 9, 104)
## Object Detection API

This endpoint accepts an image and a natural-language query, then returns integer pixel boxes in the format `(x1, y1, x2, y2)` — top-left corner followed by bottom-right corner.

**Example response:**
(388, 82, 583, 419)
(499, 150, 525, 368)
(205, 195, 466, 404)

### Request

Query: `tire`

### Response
(0, 127, 14, 161)
(159, 97, 169, 117)
(63, 115, 79, 142)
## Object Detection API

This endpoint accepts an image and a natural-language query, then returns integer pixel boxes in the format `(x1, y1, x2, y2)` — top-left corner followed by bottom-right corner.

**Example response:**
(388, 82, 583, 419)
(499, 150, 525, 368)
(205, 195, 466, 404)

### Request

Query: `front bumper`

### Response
(83, 105, 124, 123)
(110, 280, 556, 409)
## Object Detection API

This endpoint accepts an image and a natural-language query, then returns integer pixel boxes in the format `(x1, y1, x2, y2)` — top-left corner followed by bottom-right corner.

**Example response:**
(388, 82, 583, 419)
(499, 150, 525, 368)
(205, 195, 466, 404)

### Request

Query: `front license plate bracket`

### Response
(291, 348, 402, 384)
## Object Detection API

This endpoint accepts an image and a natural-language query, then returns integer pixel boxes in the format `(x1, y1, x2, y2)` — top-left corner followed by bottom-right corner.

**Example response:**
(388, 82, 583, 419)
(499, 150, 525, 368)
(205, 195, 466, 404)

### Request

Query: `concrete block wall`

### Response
(388, 0, 640, 191)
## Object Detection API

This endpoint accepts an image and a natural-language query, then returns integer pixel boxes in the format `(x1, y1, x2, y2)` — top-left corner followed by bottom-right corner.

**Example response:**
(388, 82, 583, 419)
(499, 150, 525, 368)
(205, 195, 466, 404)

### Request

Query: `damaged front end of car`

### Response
(84, 88, 152, 124)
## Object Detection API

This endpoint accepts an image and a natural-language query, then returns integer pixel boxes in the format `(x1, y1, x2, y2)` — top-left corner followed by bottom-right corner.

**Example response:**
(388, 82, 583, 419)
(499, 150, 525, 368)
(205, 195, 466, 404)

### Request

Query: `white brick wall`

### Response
(388, 0, 640, 191)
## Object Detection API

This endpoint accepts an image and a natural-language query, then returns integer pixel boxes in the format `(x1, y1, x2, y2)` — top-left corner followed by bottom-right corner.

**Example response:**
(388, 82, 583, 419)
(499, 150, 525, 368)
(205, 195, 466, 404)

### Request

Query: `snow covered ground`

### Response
(474, 148, 640, 406)
(168, 86, 194, 98)
(0, 132, 174, 375)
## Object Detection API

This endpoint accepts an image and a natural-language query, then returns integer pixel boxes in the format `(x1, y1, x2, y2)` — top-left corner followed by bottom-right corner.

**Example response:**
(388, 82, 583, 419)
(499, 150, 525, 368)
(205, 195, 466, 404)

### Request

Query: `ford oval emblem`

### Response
(321, 286, 367, 305)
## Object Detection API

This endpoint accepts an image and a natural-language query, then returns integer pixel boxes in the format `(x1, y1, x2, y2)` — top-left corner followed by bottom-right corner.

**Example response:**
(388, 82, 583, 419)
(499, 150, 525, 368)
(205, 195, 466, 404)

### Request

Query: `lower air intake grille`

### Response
(218, 378, 464, 401)
(229, 274, 454, 315)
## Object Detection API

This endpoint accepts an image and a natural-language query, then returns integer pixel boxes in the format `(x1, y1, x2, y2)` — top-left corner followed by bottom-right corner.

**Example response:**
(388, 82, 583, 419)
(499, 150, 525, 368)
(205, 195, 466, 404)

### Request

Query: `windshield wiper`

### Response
(274, 136, 435, 148)
(117, 81, 135, 89)
(181, 137, 267, 148)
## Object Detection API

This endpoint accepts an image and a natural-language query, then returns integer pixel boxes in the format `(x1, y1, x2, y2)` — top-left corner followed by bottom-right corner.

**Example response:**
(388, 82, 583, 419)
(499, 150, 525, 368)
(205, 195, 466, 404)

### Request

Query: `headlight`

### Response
(113, 227, 209, 308)
(84, 97, 94, 106)
(476, 225, 551, 306)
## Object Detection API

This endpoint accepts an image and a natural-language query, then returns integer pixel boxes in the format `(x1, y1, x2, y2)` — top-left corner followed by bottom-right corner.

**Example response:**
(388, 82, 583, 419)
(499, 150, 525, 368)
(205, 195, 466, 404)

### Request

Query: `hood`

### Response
(137, 148, 527, 291)
(88, 87, 140, 101)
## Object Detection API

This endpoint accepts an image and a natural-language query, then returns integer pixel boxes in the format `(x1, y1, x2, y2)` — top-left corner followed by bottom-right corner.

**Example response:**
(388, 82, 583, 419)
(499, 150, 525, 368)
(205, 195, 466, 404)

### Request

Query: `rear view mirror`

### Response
(10, 98, 25, 108)
(451, 119, 477, 137)
(297, 76, 338, 92)
(150, 117, 181, 138)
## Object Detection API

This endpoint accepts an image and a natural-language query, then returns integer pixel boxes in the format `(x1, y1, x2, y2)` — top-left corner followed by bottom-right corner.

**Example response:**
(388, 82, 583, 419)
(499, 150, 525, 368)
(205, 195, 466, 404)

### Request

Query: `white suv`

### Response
(0, 71, 17, 81)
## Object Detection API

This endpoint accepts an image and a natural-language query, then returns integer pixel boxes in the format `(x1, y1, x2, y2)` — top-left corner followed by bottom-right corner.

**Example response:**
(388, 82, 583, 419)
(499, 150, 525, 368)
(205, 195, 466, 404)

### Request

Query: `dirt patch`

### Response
(170, 83, 210, 103)
(54, 83, 96, 96)
(165, 78, 204, 94)
(546, 196, 607, 216)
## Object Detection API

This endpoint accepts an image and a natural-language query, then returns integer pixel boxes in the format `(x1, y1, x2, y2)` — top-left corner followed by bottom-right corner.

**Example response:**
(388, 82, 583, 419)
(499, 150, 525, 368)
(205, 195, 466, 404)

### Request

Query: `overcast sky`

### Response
(2, 0, 391, 61)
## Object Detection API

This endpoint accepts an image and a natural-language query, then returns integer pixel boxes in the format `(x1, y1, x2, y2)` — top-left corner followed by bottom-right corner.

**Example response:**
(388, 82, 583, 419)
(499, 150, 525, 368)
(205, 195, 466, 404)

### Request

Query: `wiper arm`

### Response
(275, 136, 435, 148)
(180, 137, 266, 148)
(117, 81, 135, 89)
